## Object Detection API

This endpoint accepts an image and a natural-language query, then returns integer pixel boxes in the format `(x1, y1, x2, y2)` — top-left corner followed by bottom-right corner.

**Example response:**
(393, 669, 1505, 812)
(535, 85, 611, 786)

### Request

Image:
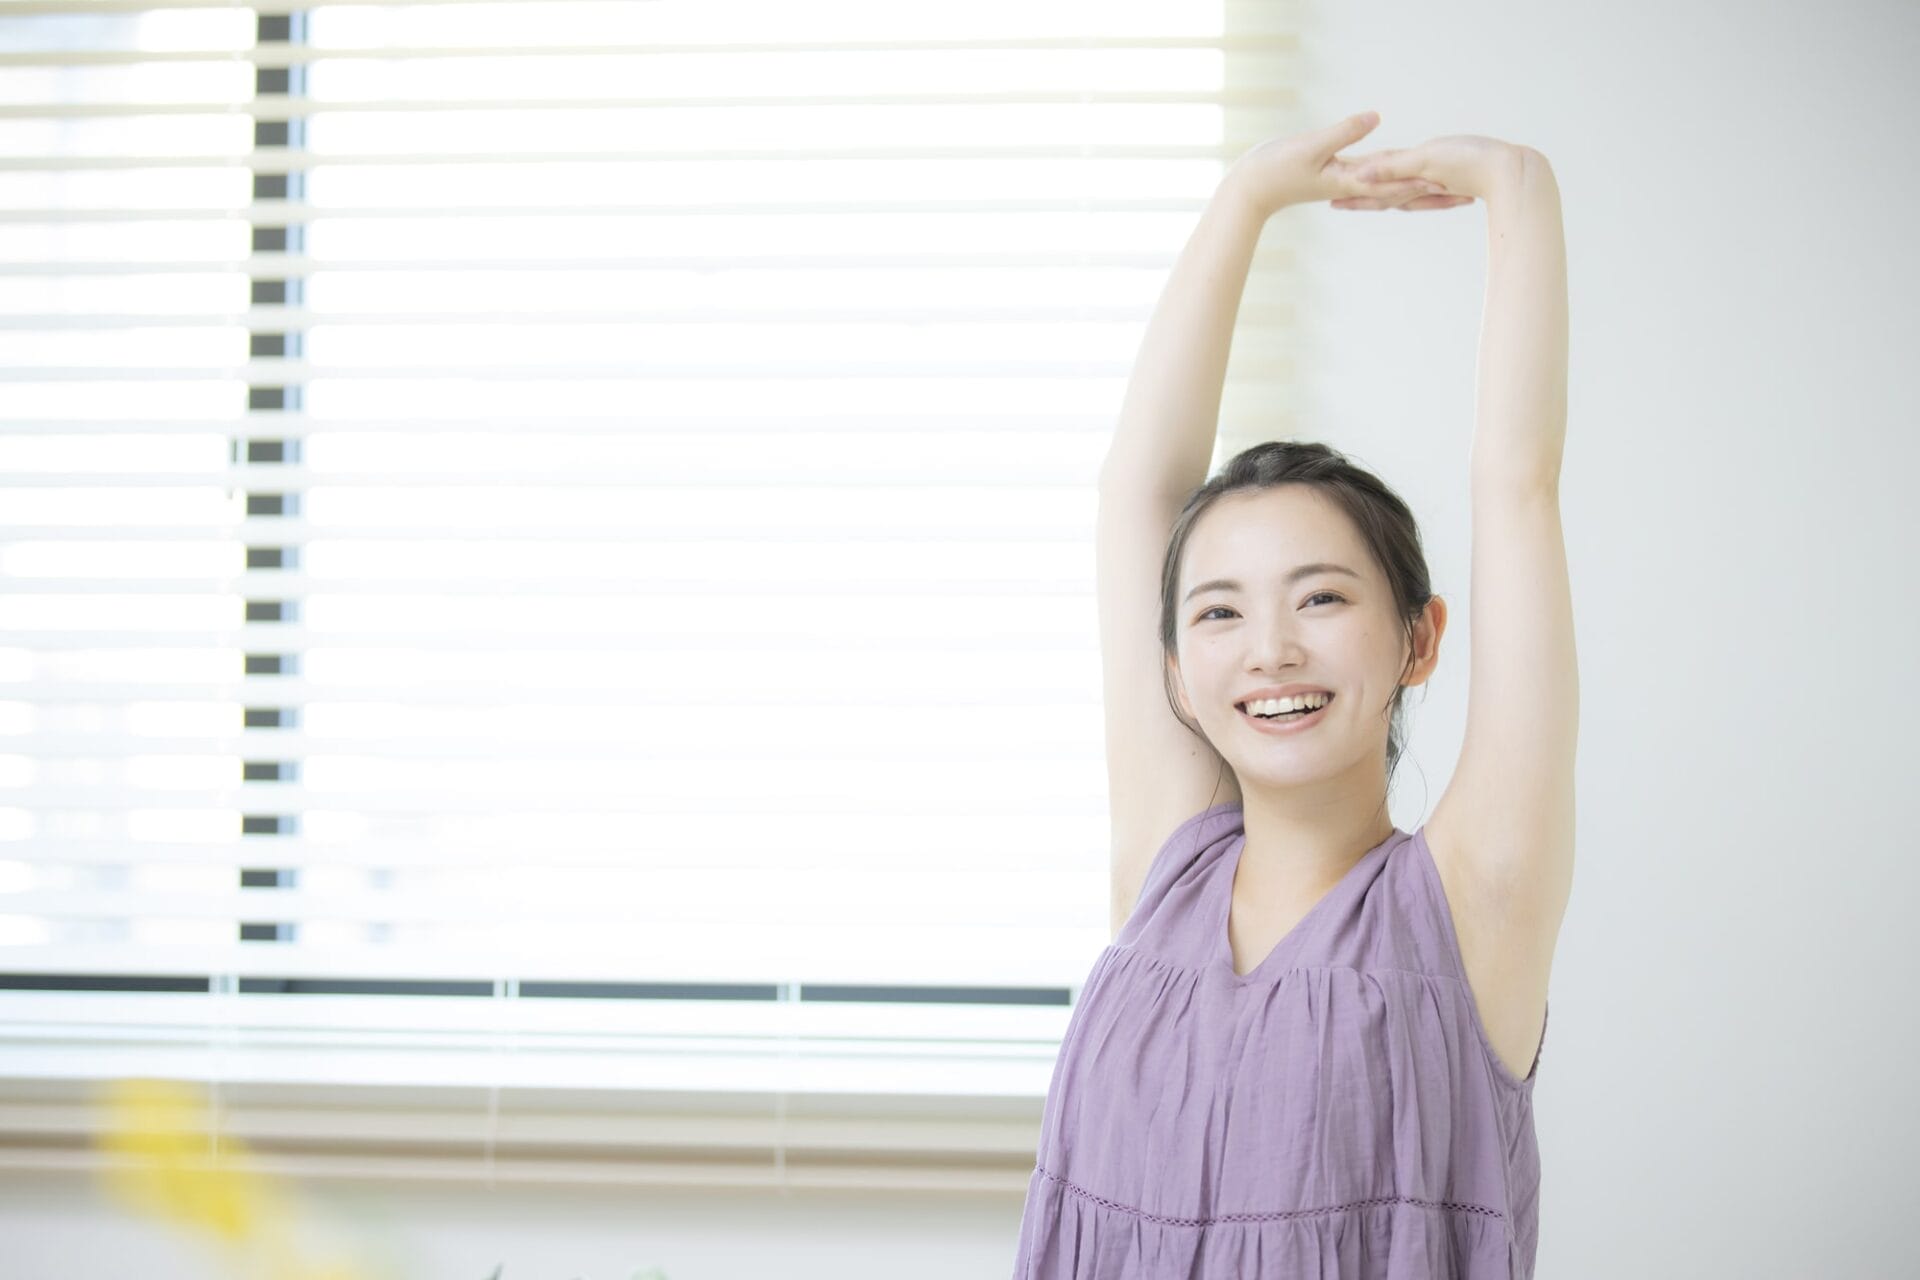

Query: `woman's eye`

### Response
(1197, 594, 1342, 622)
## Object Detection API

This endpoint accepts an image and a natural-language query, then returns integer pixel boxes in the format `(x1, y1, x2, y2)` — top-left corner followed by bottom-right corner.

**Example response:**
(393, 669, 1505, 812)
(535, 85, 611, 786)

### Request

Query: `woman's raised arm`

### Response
(1100, 111, 1462, 501)
(1096, 172, 1266, 502)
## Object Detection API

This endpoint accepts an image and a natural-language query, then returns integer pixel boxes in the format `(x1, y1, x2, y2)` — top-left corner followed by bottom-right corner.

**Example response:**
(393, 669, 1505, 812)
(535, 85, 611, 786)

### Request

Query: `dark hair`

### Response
(1159, 440, 1436, 816)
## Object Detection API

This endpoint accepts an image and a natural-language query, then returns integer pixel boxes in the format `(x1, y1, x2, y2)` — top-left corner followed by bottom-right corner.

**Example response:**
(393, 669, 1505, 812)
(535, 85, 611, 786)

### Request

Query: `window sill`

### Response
(0, 1073, 1041, 1194)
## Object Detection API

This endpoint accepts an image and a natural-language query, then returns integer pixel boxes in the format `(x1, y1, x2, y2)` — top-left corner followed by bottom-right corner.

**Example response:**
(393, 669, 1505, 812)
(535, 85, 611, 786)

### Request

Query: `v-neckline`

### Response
(1217, 825, 1406, 982)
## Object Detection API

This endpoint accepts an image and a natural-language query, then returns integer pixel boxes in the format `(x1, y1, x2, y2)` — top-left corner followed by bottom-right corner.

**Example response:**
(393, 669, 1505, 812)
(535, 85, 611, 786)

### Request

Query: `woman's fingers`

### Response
(1320, 110, 1382, 156)
(1333, 192, 1474, 211)
(1351, 177, 1442, 206)
(1348, 147, 1408, 182)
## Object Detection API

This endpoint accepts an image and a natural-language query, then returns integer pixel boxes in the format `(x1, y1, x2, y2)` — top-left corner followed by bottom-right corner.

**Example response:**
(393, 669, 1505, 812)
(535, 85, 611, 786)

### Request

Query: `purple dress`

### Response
(1012, 801, 1546, 1279)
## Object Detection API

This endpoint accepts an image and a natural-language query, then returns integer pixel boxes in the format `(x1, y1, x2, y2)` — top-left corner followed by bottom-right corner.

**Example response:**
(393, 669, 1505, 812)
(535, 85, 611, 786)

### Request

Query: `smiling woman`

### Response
(1016, 109, 1572, 1280)
(1161, 456, 1441, 815)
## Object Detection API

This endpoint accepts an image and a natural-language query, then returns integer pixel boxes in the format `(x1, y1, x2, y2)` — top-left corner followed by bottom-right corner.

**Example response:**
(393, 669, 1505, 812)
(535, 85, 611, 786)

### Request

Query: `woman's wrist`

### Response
(1218, 161, 1285, 223)
(1483, 145, 1545, 205)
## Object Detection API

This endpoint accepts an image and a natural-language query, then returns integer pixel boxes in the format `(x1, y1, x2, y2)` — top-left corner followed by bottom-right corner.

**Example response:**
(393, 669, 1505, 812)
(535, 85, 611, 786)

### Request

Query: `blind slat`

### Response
(0, 35, 1297, 62)
(4, 90, 1295, 118)
(1, 200, 1237, 222)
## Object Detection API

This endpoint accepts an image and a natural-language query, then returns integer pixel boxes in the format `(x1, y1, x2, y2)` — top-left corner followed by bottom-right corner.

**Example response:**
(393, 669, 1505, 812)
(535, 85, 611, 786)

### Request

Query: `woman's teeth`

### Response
(1243, 693, 1333, 719)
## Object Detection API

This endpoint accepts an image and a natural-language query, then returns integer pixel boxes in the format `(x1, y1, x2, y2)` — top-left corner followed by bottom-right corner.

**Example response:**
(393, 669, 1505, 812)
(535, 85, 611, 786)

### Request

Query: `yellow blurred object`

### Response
(93, 1076, 374, 1280)
(95, 1077, 280, 1243)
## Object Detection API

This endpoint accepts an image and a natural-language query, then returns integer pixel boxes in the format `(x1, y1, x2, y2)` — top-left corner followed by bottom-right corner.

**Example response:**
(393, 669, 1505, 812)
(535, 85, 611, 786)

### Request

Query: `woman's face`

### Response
(1169, 486, 1442, 788)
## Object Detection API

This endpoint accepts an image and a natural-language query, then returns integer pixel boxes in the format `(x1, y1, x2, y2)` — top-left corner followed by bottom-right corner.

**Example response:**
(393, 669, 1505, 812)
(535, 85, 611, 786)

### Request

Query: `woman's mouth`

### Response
(1235, 693, 1334, 733)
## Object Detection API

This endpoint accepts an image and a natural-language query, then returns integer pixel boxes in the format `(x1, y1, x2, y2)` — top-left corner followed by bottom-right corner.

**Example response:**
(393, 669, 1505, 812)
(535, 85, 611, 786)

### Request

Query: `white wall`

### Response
(7, 1, 1917, 1276)
(1291, 1, 1920, 1277)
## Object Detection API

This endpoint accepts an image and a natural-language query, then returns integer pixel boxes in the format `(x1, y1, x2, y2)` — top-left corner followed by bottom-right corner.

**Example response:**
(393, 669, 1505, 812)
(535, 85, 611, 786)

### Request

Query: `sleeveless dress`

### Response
(1011, 801, 1547, 1279)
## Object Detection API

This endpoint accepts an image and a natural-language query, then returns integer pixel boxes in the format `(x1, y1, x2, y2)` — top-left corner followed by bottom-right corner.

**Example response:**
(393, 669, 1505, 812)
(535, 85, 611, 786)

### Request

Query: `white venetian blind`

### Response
(0, 0, 1298, 1102)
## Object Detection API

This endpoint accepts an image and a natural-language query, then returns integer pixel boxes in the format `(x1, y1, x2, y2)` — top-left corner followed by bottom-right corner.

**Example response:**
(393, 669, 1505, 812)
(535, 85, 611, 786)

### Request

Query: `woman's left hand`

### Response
(1334, 134, 1535, 209)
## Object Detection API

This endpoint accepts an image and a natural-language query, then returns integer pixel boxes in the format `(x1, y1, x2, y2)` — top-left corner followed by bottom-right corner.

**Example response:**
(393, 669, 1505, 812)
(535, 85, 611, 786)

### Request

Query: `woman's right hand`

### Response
(1224, 111, 1474, 219)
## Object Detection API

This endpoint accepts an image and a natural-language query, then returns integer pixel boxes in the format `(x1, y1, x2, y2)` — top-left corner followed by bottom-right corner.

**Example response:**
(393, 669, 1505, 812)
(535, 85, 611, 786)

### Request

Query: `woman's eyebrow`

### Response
(1182, 563, 1361, 604)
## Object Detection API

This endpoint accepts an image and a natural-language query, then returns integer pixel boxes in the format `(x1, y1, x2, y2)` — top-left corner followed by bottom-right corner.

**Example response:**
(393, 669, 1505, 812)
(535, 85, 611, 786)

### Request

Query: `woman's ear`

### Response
(1404, 596, 1448, 687)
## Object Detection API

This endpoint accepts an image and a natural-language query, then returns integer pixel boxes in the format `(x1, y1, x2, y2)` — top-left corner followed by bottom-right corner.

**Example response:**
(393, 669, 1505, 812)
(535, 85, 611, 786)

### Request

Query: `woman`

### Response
(1012, 111, 1575, 1279)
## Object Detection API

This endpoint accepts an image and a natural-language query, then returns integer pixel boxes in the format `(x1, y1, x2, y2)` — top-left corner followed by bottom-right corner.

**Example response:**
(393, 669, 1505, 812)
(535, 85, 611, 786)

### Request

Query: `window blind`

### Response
(0, 0, 1300, 1122)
